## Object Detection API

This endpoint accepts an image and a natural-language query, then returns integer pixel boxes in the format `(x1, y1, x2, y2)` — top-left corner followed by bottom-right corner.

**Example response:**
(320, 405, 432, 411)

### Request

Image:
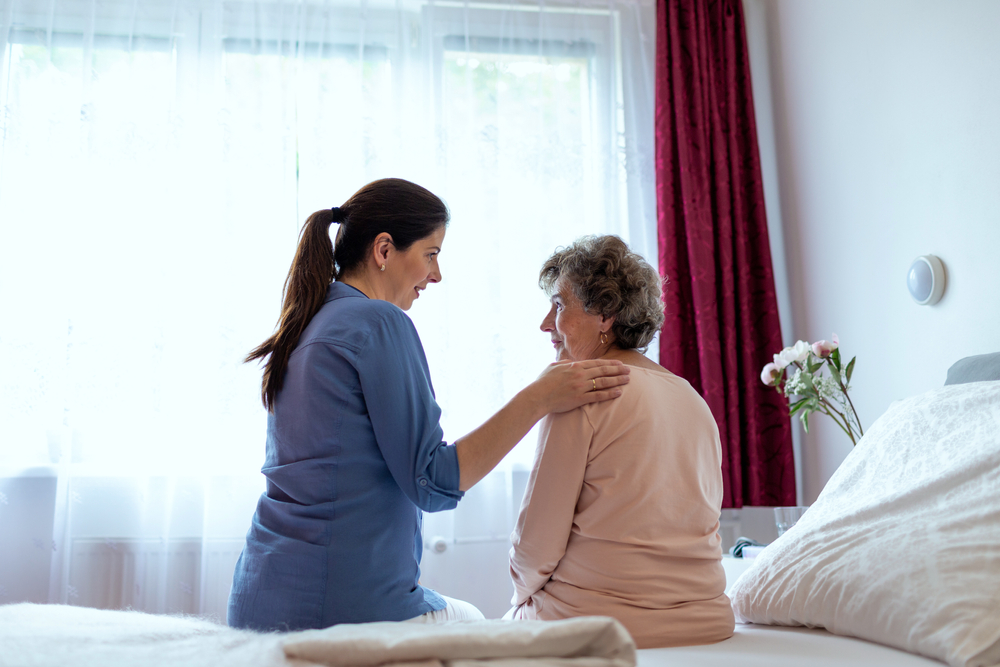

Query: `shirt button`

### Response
(419, 479, 428, 486)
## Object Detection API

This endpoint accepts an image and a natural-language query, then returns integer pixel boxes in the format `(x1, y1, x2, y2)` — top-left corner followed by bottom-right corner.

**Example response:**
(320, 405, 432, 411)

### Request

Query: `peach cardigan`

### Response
(509, 366, 734, 648)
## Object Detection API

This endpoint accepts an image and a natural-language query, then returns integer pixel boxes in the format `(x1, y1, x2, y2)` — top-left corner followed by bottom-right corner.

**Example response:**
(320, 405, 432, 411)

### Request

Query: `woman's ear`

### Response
(372, 233, 394, 267)
(599, 315, 616, 333)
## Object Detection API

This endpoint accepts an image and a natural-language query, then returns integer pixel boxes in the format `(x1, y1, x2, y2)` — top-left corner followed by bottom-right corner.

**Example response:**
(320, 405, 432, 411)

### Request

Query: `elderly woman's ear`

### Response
(599, 318, 615, 345)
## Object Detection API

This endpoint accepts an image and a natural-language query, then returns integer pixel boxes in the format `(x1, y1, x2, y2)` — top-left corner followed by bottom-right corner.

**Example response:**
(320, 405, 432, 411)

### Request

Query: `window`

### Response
(2, 0, 654, 471)
(0, 0, 655, 614)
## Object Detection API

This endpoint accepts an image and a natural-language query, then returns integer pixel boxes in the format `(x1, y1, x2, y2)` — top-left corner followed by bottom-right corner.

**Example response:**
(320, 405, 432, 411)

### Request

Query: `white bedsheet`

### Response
(0, 603, 634, 667)
(638, 624, 945, 667)
(0, 603, 949, 667)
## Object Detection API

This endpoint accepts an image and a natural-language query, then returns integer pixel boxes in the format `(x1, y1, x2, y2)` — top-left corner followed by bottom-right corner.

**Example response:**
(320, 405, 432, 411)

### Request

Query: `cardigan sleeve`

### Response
(356, 305, 464, 512)
(509, 408, 593, 605)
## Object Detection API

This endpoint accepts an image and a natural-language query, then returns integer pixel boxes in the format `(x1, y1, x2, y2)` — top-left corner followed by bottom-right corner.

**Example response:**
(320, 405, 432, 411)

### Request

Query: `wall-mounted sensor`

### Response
(907, 255, 946, 305)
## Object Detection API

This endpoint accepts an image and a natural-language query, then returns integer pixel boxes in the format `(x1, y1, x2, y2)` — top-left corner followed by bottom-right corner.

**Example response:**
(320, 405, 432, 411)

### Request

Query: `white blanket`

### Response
(0, 603, 635, 667)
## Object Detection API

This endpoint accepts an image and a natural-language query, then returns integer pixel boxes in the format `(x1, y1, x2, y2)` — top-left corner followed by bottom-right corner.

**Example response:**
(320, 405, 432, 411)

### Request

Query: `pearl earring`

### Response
(380, 264, 385, 272)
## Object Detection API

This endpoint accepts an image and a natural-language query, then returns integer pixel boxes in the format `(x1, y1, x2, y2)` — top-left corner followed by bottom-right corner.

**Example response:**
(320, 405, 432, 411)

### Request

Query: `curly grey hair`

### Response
(539, 235, 665, 352)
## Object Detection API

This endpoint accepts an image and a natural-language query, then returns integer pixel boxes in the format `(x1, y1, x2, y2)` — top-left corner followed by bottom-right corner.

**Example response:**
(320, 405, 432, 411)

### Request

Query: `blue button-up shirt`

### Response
(228, 282, 464, 631)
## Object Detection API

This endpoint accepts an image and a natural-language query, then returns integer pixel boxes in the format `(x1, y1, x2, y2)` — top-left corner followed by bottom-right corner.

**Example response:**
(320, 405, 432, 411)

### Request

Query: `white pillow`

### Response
(730, 382, 1000, 667)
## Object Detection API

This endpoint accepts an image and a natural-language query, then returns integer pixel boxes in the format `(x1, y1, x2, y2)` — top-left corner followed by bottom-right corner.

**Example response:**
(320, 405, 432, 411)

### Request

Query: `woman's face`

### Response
(385, 226, 446, 311)
(540, 277, 611, 361)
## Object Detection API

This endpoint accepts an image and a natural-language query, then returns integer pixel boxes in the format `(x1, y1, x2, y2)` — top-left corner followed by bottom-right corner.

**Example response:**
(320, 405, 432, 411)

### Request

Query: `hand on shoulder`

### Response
(533, 359, 631, 415)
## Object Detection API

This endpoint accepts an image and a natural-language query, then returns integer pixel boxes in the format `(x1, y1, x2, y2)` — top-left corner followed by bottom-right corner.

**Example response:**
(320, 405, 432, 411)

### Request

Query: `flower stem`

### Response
(843, 390, 864, 437)
(825, 358, 864, 438)
(817, 400, 857, 446)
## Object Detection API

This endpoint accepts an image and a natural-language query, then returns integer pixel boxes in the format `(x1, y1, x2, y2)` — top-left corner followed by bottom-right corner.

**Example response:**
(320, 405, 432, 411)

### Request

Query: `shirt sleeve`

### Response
(356, 305, 464, 512)
(509, 408, 593, 605)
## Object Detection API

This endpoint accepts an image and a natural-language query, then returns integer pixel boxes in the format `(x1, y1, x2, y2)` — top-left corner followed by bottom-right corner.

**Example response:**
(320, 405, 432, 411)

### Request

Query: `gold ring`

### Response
(592, 378, 597, 391)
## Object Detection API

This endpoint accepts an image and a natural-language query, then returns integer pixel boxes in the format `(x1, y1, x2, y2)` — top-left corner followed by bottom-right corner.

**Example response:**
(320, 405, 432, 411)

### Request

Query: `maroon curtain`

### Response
(655, 0, 794, 507)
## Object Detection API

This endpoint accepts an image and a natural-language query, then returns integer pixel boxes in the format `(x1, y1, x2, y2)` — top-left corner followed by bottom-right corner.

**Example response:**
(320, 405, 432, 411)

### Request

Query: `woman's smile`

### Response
(382, 226, 445, 310)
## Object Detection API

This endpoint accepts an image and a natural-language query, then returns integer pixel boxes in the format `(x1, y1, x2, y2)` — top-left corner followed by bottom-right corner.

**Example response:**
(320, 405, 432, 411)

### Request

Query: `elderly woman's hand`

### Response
(532, 359, 630, 414)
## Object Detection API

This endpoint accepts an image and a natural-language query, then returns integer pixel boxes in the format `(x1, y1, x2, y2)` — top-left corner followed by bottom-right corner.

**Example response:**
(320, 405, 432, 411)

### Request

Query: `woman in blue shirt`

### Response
(227, 178, 629, 631)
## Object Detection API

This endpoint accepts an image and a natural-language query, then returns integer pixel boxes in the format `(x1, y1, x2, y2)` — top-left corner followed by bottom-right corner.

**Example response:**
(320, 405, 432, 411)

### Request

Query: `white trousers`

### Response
(404, 595, 485, 623)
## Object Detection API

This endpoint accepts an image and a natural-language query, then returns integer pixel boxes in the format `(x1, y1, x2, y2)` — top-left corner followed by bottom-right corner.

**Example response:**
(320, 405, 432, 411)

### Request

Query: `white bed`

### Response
(644, 367, 1000, 667)
(724, 378, 1000, 667)
(0, 603, 636, 667)
(0, 602, 947, 667)
(3, 360, 996, 667)
(638, 624, 944, 667)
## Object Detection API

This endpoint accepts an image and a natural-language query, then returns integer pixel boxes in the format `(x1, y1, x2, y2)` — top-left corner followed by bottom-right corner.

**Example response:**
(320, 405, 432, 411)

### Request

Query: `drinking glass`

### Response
(774, 506, 809, 537)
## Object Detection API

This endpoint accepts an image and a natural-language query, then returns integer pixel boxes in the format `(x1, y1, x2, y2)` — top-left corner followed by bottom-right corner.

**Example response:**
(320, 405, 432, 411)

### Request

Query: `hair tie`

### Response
(330, 206, 345, 223)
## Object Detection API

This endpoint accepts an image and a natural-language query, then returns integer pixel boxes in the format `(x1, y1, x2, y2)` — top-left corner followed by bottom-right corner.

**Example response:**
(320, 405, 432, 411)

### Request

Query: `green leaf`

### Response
(801, 411, 810, 432)
(830, 365, 842, 385)
(831, 348, 842, 369)
(789, 399, 809, 415)
(807, 359, 821, 374)
(846, 356, 856, 383)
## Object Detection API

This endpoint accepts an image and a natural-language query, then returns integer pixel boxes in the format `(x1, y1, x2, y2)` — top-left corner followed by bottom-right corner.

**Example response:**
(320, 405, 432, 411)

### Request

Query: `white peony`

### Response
(773, 340, 811, 370)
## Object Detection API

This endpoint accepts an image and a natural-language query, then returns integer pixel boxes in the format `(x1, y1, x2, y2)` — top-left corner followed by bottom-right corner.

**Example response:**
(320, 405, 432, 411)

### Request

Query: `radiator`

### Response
(67, 538, 245, 621)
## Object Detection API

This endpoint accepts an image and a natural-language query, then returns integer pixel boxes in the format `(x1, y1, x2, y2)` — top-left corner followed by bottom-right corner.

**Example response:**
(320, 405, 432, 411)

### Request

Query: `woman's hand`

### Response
(455, 359, 630, 491)
(530, 359, 630, 415)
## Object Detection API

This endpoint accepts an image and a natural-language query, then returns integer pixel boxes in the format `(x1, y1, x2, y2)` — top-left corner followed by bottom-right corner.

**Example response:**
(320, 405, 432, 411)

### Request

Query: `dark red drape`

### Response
(655, 0, 794, 507)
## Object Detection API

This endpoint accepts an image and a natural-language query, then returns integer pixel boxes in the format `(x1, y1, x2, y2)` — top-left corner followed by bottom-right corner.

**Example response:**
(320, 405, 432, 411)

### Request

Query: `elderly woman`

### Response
(508, 235, 734, 648)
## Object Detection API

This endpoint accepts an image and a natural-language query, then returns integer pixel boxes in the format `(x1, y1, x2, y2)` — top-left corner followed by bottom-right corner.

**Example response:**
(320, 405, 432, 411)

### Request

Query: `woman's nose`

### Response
(540, 309, 554, 332)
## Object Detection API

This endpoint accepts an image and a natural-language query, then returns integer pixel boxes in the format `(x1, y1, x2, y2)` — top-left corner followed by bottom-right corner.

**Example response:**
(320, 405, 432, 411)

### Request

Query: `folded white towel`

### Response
(282, 617, 636, 667)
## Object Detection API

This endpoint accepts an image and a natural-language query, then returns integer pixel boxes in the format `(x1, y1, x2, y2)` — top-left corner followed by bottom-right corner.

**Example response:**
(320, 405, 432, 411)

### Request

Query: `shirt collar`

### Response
(325, 281, 370, 304)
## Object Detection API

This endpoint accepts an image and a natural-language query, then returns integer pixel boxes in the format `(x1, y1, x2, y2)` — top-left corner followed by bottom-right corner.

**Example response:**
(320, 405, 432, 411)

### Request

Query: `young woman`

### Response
(227, 179, 629, 631)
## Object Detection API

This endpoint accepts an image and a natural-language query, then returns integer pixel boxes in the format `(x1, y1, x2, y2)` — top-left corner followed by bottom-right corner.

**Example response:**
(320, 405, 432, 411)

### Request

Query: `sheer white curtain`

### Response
(0, 0, 656, 618)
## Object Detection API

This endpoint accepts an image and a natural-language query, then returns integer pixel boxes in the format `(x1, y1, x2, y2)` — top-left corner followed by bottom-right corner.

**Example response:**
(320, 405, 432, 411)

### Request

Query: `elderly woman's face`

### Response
(540, 278, 611, 362)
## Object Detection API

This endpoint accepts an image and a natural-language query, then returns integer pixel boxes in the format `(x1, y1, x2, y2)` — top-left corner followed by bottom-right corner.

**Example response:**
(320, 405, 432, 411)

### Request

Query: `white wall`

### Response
(744, 0, 1000, 503)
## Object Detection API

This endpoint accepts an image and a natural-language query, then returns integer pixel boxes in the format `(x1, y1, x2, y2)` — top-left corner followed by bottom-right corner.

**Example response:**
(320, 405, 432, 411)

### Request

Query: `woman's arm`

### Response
(358, 308, 464, 511)
(357, 306, 628, 505)
(455, 359, 628, 491)
(509, 409, 593, 603)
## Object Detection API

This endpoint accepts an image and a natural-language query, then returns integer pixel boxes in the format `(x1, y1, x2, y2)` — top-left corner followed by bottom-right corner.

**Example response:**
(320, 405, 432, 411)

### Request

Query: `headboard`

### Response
(945, 352, 1000, 385)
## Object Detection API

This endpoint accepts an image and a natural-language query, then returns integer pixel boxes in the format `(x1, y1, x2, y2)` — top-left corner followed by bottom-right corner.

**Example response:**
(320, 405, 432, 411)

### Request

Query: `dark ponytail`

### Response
(246, 178, 448, 411)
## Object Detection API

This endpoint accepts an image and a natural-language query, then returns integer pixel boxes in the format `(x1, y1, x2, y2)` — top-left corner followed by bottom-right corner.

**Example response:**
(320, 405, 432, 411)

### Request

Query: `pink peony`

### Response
(812, 341, 834, 357)
(812, 335, 840, 358)
(760, 362, 780, 386)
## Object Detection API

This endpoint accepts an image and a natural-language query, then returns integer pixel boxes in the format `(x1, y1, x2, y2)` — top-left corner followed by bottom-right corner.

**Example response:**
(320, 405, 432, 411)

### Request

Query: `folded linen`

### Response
(282, 617, 636, 667)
